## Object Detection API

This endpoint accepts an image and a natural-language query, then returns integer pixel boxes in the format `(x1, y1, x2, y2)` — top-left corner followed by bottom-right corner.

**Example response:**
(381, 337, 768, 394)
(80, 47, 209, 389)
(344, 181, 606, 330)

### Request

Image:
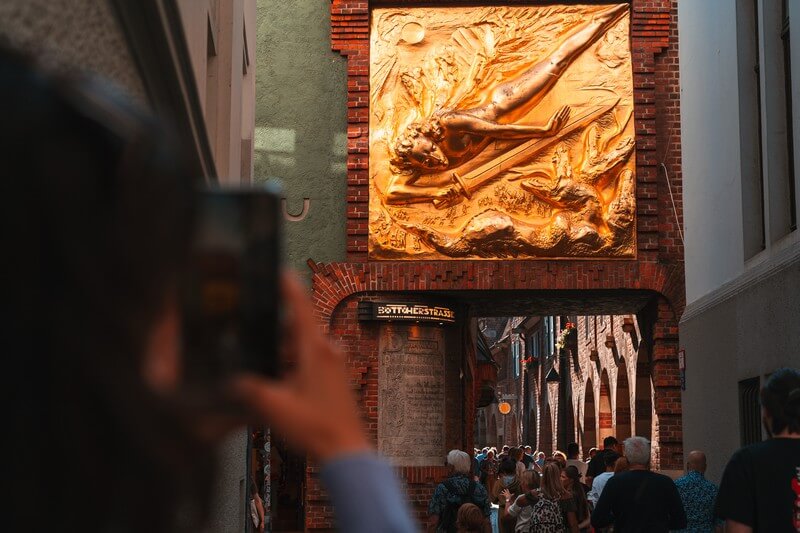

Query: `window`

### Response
(543, 318, 549, 355)
(584, 316, 589, 339)
(530, 331, 540, 359)
(544, 317, 555, 356)
(740, 0, 797, 253)
(782, 0, 797, 230)
(513, 341, 520, 378)
(738, 0, 767, 256)
(739, 377, 763, 446)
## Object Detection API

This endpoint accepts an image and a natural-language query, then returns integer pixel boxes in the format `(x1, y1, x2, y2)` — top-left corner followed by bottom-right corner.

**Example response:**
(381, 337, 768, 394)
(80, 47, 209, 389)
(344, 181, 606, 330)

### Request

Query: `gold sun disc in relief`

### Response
(400, 22, 425, 44)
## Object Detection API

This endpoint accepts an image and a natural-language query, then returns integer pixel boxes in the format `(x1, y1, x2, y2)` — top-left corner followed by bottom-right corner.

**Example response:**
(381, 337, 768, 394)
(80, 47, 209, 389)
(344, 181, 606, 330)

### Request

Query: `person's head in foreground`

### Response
(623, 436, 651, 469)
(456, 502, 485, 533)
(3, 44, 369, 533)
(3, 44, 212, 533)
(761, 368, 800, 438)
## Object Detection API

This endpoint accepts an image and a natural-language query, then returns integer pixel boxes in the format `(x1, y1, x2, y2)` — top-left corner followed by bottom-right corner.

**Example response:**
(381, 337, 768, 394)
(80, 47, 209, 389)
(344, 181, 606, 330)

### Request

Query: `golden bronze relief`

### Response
(368, 4, 636, 259)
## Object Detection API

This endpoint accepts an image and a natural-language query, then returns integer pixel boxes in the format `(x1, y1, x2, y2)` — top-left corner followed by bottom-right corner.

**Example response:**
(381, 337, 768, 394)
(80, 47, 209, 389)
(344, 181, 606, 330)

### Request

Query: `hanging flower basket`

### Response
(556, 322, 576, 350)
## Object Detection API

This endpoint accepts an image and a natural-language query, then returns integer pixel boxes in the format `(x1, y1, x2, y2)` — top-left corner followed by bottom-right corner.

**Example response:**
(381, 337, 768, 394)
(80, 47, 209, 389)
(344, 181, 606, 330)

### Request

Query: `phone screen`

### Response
(182, 188, 282, 382)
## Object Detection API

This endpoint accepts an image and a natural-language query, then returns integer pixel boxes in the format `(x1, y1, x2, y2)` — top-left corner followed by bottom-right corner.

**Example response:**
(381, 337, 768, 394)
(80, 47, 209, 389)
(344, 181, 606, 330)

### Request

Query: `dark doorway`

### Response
(270, 433, 306, 531)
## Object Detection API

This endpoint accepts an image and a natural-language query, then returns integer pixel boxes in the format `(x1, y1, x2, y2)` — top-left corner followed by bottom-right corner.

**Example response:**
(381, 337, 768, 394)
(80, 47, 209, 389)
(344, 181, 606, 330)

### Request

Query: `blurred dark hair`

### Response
(2, 45, 215, 532)
(564, 465, 581, 481)
(566, 442, 579, 457)
(510, 446, 523, 460)
(761, 368, 800, 436)
(498, 457, 517, 475)
(564, 465, 590, 522)
(603, 436, 618, 448)
(603, 451, 621, 468)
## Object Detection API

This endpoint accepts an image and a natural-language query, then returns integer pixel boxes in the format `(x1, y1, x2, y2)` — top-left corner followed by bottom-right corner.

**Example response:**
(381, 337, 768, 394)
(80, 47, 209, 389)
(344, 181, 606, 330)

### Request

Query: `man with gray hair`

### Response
(591, 436, 687, 532)
(428, 449, 490, 532)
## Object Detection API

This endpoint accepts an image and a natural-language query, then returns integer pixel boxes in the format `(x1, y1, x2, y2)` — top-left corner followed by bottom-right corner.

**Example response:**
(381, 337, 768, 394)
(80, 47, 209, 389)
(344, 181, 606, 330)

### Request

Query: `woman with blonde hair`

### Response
(535, 463, 580, 532)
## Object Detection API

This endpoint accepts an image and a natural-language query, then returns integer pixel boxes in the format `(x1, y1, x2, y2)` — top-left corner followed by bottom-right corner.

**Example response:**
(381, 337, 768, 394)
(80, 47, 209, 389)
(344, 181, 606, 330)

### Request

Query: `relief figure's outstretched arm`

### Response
(385, 173, 459, 205)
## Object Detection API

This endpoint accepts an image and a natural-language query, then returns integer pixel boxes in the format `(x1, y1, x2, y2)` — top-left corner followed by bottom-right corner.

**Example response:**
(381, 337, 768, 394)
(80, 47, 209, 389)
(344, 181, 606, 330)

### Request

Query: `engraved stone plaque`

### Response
(378, 324, 446, 466)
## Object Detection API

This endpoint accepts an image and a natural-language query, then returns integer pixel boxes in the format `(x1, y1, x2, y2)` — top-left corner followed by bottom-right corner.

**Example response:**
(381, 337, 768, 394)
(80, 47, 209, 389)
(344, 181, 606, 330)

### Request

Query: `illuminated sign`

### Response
(358, 301, 457, 324)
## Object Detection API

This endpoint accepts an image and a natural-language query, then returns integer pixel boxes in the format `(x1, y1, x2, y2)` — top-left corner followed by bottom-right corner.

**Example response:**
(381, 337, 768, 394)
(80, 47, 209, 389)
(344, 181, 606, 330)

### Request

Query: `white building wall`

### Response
(679, 0, 800, 482)
(679, 0, 745, 304)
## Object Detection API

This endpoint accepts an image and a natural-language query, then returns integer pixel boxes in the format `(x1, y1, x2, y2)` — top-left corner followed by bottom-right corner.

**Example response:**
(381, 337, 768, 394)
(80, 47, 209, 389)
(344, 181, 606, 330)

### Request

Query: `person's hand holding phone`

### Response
(234, 273, 371, 463)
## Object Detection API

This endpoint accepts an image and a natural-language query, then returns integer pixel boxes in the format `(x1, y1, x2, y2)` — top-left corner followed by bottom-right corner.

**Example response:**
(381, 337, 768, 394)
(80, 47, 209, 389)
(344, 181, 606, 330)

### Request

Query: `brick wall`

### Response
(306, 0, 685, 529)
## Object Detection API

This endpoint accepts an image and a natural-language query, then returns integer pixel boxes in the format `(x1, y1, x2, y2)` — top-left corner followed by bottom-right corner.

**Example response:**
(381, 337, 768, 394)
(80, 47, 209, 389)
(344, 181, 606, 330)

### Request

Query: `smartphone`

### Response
(182, 186, 282, 383)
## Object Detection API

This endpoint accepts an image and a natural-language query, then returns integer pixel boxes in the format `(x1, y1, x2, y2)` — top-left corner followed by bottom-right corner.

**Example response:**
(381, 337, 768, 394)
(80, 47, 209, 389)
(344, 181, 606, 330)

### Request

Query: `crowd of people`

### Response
(427, 368, 800, 532)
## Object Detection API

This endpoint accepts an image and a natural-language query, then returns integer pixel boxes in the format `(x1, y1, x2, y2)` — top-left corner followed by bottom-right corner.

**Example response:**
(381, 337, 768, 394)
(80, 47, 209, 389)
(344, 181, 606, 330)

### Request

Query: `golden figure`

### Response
(388, 4, 627, 206)
(369, 4, 637, 259)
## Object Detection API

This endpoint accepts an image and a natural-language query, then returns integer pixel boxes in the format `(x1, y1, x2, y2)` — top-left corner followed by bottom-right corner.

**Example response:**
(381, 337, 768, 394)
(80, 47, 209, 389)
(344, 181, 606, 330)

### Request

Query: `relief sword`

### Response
(432, 100, 621, 209)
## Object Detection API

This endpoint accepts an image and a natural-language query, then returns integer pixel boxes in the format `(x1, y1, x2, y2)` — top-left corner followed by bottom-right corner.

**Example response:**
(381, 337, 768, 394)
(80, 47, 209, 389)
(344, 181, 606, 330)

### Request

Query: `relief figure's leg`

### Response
(483, 3, 628, 120)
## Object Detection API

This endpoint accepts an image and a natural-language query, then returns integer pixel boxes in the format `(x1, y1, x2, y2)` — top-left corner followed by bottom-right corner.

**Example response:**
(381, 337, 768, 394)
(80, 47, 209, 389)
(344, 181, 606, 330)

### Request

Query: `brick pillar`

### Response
(650, 298, 683, 470)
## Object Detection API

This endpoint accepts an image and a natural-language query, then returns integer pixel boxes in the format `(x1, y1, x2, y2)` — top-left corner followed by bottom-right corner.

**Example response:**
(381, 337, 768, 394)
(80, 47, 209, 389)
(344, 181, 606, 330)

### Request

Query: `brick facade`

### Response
(305, 1, 685, 529)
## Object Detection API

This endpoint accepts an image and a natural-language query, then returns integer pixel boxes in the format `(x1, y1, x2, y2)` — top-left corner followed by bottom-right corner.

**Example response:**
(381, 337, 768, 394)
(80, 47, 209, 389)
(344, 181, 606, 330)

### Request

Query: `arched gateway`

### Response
(300, 0, 686, 528)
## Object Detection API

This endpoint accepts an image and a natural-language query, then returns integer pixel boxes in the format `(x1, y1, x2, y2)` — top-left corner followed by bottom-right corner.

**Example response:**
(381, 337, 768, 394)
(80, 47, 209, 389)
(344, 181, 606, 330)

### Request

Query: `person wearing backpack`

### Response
(428, 450, 491, 533)
(505, 462, 579, 533)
